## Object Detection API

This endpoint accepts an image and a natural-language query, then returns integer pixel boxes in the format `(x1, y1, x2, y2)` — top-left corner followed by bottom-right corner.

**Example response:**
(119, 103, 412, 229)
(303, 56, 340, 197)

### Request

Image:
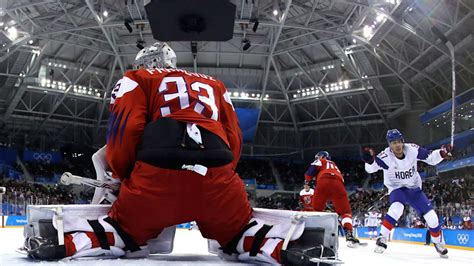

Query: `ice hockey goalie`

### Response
(22, 42, 342, 265)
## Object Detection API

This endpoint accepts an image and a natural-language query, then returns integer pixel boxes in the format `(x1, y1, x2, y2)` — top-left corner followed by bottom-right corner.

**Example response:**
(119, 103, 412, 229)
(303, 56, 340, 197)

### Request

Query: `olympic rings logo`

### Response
(33, 153, 52, 163)
(456, 234, 469, 245)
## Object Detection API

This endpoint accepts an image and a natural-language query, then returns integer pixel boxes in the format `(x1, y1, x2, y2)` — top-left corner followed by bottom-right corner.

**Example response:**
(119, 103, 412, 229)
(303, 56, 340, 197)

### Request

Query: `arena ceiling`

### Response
(0, 0, 473, 156)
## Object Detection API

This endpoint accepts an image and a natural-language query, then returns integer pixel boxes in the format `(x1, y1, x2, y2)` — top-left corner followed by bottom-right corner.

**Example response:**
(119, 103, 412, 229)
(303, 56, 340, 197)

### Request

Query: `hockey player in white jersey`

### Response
(364, 210, 381, 240)
(362, 129, 452, 258)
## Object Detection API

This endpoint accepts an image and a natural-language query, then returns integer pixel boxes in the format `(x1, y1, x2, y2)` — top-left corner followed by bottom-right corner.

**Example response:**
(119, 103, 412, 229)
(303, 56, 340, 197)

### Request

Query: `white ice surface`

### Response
(0, 227, 472, 265)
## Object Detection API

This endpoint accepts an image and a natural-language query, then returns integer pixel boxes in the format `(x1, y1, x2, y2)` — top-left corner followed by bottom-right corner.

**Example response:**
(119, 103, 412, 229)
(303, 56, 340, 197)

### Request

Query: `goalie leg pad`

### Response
(213, 208, 340, 264)
(223, 217, 304, 264)
(24, 205, 176, 260)
(54, 214, 126, 250)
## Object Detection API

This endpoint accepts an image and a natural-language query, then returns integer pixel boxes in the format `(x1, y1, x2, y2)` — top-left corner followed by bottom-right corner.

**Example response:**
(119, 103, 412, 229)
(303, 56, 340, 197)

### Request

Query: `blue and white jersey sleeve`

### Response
(365, 160, 381, 173)
(415, 144, 444, 165)
(365, 152, 389, 173)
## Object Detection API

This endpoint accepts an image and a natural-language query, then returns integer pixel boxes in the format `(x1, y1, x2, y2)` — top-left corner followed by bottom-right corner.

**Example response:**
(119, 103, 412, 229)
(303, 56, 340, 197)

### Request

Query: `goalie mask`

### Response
(133, 42, 177, 70)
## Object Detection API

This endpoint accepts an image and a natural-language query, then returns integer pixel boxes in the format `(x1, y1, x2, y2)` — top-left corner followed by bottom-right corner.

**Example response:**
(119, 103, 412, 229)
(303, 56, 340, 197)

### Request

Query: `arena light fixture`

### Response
(7, 26, 17, 40)
(292, 80, 357, 100)
(136, 39, 145, 50)
(124, 18, 133, 33)
(242, 39, 251, 51)
(376, 14, 385, 23)
(102, 10, 108, 17)
(228, 91, 263, 101)
(252, 19, 259, 32)
(38, 79, 102, 98)
(191, 41, 198, 56)
(363, 25, 373, 39)
(272, 0, 279, 16)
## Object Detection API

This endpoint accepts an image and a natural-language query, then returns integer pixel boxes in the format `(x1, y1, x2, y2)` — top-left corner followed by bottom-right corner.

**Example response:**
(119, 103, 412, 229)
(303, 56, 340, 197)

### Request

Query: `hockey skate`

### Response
(434, 242, 448, 258)
(344, 229, 360, 248)
(374, 236, 387, 253)
(24, 236, 66, 261)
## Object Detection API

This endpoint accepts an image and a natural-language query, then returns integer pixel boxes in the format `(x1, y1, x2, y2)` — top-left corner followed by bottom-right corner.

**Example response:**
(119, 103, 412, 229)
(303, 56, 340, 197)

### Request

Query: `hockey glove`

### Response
(440, 144, 453, 160)
(361, 147, 376, 164)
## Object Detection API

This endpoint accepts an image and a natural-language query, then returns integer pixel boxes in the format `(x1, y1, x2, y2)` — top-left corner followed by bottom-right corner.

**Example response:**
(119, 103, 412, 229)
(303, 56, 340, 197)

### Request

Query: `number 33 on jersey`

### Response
(107, 68, 242, 180)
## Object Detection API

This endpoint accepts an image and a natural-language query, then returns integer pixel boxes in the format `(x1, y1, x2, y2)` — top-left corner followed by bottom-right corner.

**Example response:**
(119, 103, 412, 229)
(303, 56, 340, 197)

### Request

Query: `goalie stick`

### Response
(60, 172, 119, 191)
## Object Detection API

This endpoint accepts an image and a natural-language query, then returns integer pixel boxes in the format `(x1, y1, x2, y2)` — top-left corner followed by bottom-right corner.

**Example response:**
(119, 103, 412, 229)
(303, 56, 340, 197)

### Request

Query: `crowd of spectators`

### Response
(273, 160, 305, 190)
(424, 177, 472, 213)
(22, 154, 95, 183)
(0, 151, 96, 215)
(0, 178, 76, 215)
(455, 144, 473, 158)
(255, 193, 299, 210)
(335, 160, 367, 186)
(236, 158, 275, 185)
(349, 189, 390, 217)
(23, 162, 64, 181)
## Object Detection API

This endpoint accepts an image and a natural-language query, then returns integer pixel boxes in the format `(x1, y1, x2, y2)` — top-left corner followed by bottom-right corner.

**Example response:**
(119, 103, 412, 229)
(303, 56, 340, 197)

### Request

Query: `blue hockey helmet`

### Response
(315, 151, 331, 160)
(386, 129, 404, 144)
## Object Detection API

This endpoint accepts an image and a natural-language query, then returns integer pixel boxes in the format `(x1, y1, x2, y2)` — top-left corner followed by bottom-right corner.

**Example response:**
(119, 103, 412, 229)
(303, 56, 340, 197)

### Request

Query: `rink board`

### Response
(356, 227, 474, 250)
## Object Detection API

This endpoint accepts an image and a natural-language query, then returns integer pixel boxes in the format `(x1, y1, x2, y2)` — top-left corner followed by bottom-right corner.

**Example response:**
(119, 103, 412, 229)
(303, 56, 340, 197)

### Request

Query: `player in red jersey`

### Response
(25, 42, 338, 265)
(304, 151, 360, 247)
(299, 183, 314, 211)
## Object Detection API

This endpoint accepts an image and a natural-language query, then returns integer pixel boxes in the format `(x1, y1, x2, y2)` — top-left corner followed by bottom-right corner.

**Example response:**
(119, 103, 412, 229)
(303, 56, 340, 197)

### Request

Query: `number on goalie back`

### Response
(158, 76, 219, 121)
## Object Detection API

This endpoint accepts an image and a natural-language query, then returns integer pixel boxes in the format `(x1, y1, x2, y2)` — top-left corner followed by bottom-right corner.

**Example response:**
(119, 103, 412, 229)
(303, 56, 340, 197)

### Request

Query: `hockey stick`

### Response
(359, 193, 388, 212)
(431, 26, 456, 154)
(60, 172, 119, 191)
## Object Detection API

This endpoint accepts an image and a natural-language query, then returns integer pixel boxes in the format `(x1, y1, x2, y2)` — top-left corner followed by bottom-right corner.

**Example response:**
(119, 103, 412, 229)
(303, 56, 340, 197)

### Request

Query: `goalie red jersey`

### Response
(106, 68, 242, 180)
(103, 67, 251, 250)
